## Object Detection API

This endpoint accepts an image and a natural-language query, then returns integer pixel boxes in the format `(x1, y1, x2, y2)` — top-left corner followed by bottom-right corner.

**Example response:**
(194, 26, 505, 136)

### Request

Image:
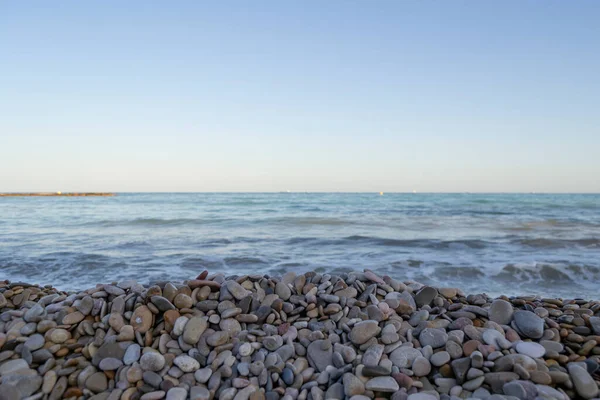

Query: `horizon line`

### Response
(3, 191, 600, 195)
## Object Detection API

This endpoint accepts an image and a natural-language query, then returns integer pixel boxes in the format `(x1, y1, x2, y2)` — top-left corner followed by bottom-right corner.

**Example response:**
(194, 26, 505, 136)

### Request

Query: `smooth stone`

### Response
(390, 347, 422, 368)
(362, 344, 384, 367)
(275, 282, 292, 300)
(86, 372, 108, 392)
(173, 355, 200, 372)
(451, 357, 471, 384)
(24, 334, 45, 351)
(365, 376, 399, 392)
(349, 320, 380, 345)
(419, 328, 448, 349)
(489, 299, 514, 325)
(343, 373, 365, 397)
(166, 387, 188, 400)
(224, 280, 250, 300)
(62, 311, 85, 324)
(568, 364, 599, 399)
(415, 287, 438, 307)
(513, 311, 544, 339)
(484, 372, 519, 394)
(307, 340, 333, 372)
(430, 351, 451, 367)
(194, 368, 212, 384)
(131, 305, 153, 333)
(99, 357, 123, 371)
(407, 394, 437, 400)
(190, 386, 211, 400)
(140, 352, 166, 372)
(0, 359, 29, 376)
(123, 343, 141, 365)
(183, 316, 208, 344)
(1, 374, 42, 398)
(590, 316, 600, 335)
(502, 380, 538, 400)
(412, 356, 431, 377)
(515, 342, 545, 359)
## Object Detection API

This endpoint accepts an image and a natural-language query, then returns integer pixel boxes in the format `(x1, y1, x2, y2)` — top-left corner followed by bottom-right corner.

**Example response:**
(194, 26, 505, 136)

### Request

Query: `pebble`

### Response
(568, 364, 599, 399)
(349, 320, 380, 345)
(140, 351, 166, 372)
(173, 354, 200, 372)
(513, 310, 544, 339)
(365, 376, 400, 392)
(419, 328, 448, 348)
(515, 341, 546, 358)
(489, 299, 514, 325)
(1, 270, 599, 400)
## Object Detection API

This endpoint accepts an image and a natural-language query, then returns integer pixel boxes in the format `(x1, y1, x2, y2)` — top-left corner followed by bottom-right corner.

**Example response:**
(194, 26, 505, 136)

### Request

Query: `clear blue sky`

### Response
(1, 1, 599, 192)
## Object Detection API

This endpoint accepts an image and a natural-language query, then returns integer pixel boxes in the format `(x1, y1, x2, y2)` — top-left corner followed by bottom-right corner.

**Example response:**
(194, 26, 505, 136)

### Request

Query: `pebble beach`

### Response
(1, 270, 599, 400)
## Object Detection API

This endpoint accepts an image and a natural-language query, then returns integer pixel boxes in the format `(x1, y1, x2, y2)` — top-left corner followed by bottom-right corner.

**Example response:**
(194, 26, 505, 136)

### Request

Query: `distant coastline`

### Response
(0, 192, 115, 197)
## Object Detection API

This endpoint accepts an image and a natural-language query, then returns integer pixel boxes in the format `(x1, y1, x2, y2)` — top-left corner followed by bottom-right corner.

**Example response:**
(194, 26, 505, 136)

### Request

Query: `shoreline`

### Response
(0, 192, 115, 197)
(1, 270, 599, 400)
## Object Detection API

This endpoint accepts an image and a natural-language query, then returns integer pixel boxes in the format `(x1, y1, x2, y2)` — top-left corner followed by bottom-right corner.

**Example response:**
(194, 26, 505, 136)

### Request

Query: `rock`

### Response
(502, 380, 538, 400)
(513, 310, 544, 339)
(225, 280, 250, 300)
(515, 342, 545, 358)
(194, 368, 212, 384)
(430, 351, 450, 367)
(190, 386, 211, 400)
(489, 299, 514, 325)
(78, 296, 94, 314)
(183, 316, 208, 344)
(62, 311, 85, 324)
(275, 282, 292, 300)
(415, 286, 438, 307)
(173, 355, 200, 372)
(131, 305, 153, 333)
(484, 372, 519, 394)
(412, 356, 431, 377)
(362, 344, 384, 367)
(407, 394, 437, 400)
(140, 352, 166, 372)
(307, 340, 333, 372)
(86, 371, 108, 392)
(349, 320, 380, 345)
(343, 373, 365, 397)
(99, 357, 123, 370)
(390, 346, 422, 368)
(568, 364, 599, 399)
(0, 359, 29, 376)
(167, 387, 188, 400)
(419, 328, 448, 348)
(150, 295, 176, 311)
(124, 343, 141, 365)
(48, 328, 70, 343)
(365, 376, 399, 392)
(451, 357, 471, 384)
(590, 316, 600, 335)
(1, 374, 43, 397)
(24, 333, 45, 351)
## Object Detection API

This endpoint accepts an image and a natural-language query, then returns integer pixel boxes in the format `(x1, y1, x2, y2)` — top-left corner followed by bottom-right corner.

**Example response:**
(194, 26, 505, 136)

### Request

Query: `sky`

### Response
(1, 1, 599, 193)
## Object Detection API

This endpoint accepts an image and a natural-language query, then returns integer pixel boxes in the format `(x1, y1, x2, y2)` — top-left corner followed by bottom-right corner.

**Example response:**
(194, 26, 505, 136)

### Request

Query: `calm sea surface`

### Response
(1, 193, 599, 298)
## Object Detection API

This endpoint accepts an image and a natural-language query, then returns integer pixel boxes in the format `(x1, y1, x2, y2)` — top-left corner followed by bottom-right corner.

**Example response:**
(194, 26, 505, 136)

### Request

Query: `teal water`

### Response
(1, 193, 599, 298)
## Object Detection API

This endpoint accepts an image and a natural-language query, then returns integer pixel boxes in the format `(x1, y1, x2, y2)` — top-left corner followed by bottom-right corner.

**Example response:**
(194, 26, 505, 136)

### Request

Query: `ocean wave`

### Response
(343, 235, 490, 249)
(224, 256, 269, 266)
(268, 217, 352, 226)
(89, 217, 226, 227)
(515, 237, 600, 249)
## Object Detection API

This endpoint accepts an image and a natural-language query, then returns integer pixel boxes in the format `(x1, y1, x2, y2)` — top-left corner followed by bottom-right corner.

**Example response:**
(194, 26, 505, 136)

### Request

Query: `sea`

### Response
(1, 193, 599, 298)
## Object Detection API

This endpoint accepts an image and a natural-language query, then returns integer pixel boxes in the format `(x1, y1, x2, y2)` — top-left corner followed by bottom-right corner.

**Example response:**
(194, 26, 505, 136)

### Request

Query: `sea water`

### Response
(1, 193, 599, 298)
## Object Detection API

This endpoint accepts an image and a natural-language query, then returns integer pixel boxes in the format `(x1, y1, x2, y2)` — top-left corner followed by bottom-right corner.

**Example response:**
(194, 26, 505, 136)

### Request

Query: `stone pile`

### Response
(1, 270, 600, 400)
